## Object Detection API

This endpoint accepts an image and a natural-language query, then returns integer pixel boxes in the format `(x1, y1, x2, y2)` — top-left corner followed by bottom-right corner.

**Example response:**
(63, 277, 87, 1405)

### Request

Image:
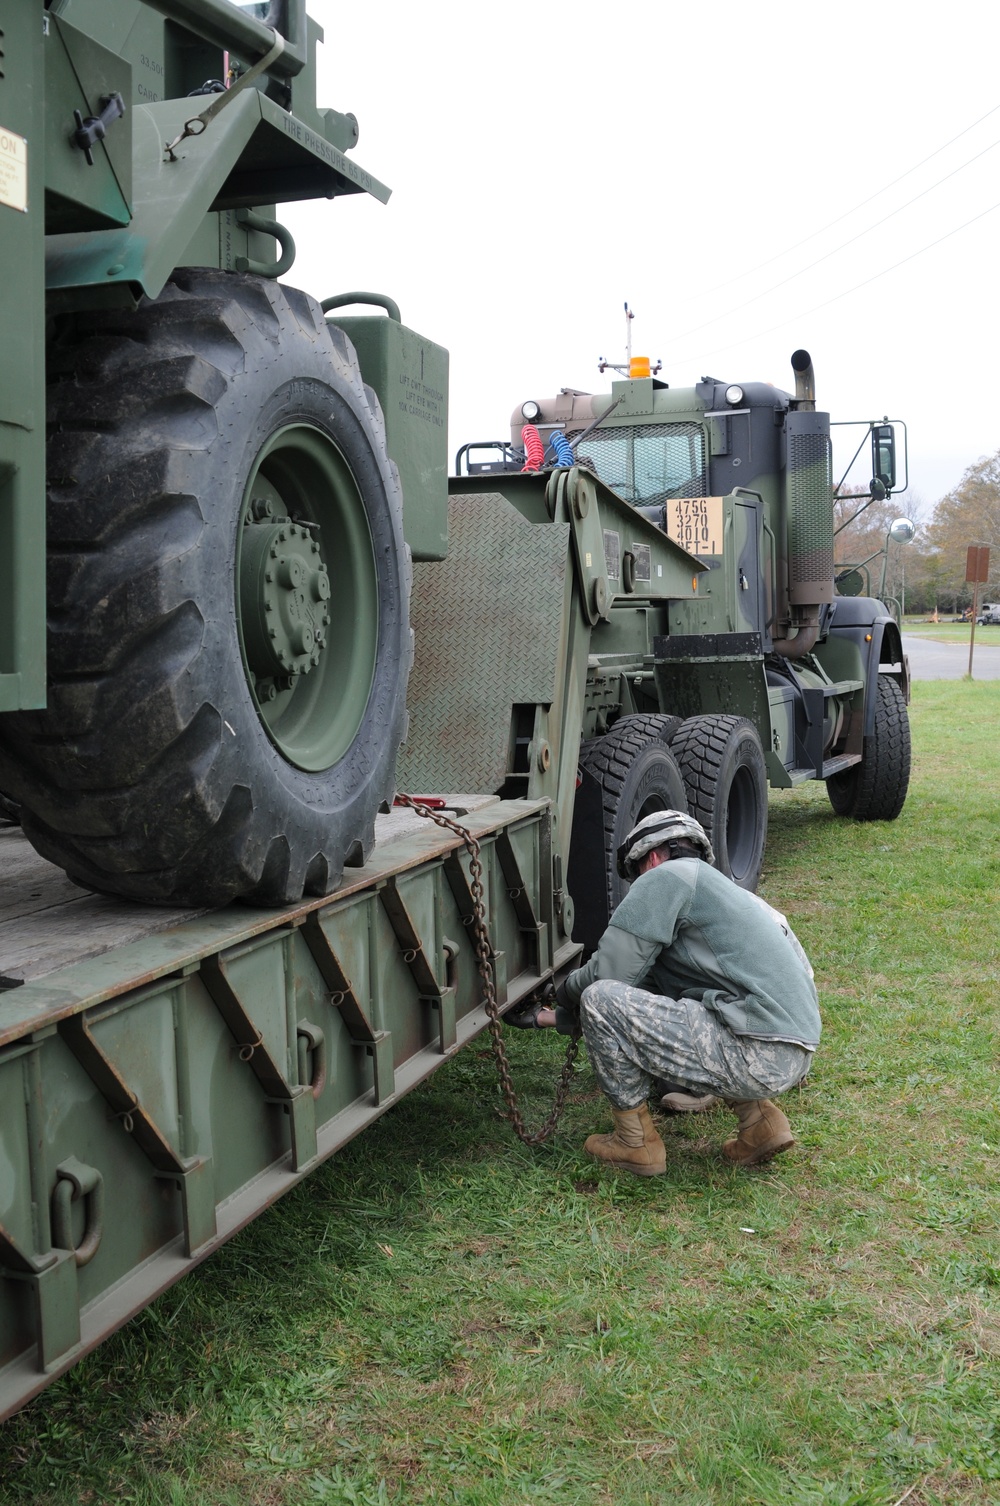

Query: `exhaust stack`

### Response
(771, 350, 832, 658)
(790, 349, 815, 411)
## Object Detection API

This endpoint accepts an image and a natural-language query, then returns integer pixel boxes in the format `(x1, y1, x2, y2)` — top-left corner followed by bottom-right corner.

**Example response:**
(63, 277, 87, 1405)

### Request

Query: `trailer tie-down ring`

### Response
(51, 1159, 104, 1268)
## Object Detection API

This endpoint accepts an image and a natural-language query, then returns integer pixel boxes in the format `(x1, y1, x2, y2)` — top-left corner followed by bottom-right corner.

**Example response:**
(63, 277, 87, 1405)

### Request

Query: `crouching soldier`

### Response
(526, 811, 820, 1176)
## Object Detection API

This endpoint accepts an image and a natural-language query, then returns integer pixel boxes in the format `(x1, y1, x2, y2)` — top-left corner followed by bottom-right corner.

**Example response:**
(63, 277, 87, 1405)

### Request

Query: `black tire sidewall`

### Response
(673, 715, 768, 890)
(712, 724, 768, 887)
(827, 674, 910, 821)
(607, 741, 688, 908)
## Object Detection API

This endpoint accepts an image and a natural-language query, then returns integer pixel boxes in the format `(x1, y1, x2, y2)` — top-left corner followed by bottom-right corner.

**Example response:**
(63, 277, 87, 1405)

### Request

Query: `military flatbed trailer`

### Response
(0, 796, 576, 1422)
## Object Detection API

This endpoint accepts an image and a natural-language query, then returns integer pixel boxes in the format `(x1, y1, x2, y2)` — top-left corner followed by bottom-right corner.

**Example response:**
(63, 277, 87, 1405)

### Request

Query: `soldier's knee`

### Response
(580, 980, 625, 1024)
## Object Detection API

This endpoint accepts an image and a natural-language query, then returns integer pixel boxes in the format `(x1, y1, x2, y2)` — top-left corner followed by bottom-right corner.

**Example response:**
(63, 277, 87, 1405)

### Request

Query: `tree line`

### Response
(833, 448, 1000, 617)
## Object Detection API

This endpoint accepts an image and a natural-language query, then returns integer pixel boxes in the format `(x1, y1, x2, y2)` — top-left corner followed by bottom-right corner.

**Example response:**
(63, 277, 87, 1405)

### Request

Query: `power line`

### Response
(664, 197, 1000, 372)
(670, 132, 1000, 345)
(708, 99, 1000, 295)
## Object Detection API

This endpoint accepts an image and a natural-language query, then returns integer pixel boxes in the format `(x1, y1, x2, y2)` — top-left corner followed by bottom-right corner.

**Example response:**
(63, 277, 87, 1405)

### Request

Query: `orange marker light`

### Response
(629, 356, 651, 378)
(692, 576, 699, 592)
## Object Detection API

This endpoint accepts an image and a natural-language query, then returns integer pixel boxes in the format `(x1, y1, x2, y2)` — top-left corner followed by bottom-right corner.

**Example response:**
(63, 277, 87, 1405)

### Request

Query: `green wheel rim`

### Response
(236, 423, 378, 772)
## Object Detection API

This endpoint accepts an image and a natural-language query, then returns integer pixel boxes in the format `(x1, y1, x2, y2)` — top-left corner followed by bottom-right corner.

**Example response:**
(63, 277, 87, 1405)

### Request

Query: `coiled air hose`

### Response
(521, 424, 545, 472)
(550, 432, 574, 468)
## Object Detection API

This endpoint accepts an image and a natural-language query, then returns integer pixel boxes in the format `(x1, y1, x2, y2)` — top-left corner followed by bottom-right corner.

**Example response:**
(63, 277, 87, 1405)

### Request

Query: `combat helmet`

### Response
(616, 810, 715, 880)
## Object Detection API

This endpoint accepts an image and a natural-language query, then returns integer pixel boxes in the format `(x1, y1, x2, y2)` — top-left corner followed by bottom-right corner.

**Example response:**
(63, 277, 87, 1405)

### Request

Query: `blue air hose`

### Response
(550, 432, 574, 468)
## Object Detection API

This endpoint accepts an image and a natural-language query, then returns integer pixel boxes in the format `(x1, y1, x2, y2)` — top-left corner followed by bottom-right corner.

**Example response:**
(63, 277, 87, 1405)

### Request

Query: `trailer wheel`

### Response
(0, 270, 412, 906)
(826, 674, 910, 821)
(670, 715, 768, 890)
(576, 721, 688, 921)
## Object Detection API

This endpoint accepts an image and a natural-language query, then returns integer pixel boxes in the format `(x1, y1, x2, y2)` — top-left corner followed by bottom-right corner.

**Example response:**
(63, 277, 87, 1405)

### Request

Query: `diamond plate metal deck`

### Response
(396, 492, 570, 792)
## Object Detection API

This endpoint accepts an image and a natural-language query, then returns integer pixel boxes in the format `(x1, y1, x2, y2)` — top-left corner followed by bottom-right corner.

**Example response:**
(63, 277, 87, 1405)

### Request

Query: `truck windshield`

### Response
(575, 422, 707, 505)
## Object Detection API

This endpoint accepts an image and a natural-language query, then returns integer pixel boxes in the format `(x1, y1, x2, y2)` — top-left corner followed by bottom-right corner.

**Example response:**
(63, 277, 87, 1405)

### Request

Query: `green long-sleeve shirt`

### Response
(564, 858, 820, 1049)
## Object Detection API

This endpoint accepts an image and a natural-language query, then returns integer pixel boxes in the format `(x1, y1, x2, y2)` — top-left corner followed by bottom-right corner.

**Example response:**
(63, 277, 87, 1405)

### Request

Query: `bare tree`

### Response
(833, 488, 925, 609)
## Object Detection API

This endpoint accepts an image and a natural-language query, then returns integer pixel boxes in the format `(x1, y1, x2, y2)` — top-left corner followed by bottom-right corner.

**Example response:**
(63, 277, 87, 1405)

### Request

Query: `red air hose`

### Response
(521, 424, 545, 472)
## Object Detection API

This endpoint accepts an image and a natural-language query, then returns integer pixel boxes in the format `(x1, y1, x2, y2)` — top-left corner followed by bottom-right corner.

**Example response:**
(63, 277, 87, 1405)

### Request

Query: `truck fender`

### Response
(825, 597, 908, 738)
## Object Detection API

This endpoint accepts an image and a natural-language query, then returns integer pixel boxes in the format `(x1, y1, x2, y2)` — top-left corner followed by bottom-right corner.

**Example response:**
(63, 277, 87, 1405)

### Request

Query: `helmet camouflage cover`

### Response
(616, 810, 715, 880)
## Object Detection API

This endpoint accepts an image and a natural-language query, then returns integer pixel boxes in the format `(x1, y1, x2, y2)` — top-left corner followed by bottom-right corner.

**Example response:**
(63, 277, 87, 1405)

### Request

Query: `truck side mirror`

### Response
(871, 424, 896, 494)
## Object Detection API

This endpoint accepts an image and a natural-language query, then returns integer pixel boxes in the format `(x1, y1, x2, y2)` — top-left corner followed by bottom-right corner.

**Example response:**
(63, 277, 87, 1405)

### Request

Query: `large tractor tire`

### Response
(826, 674, 910, 821)
(569, 719, 688, 949)
(0, 269, 412, 907)
(670, 714, 768, 891)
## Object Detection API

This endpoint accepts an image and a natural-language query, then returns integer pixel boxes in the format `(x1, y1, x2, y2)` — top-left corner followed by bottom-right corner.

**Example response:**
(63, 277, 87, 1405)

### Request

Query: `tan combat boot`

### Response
(723, 1099, 794, 1166)
(584, 1104, 666, 1177)
(660, 1090, 722, 1114)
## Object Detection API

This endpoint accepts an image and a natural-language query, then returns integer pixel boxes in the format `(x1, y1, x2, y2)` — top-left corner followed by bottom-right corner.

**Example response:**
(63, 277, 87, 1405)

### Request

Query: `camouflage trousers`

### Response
(578, 980, 813, 1110)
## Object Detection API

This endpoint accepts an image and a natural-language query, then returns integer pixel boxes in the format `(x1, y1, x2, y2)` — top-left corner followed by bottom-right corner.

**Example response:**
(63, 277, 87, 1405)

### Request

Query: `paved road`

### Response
(902, 633, 1000, 680)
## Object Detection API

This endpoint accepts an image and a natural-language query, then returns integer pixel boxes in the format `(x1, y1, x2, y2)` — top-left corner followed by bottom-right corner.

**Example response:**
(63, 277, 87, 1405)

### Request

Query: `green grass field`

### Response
(901, 620, 1000, 646)
(2, 683, 998, 1506)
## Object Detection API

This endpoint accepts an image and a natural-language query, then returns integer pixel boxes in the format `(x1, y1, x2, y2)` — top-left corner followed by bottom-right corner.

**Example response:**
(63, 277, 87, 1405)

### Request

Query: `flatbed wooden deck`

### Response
(0, 796, 498, 985)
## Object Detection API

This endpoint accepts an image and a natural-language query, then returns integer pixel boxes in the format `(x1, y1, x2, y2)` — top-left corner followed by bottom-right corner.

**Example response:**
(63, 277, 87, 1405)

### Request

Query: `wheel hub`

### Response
(240, 510, 331, 694)
(235, 422, 379, 773)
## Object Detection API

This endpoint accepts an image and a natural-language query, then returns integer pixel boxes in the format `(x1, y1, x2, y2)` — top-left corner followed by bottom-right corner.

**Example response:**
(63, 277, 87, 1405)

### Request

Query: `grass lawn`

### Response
(1, 683, 998, 1506)
(901, 620, 1000, 646)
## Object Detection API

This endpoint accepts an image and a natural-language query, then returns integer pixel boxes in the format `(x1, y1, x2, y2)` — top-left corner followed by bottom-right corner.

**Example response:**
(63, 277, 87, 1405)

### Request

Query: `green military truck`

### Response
(455, 349, 912, 941)
(0, 0, 909, 1420)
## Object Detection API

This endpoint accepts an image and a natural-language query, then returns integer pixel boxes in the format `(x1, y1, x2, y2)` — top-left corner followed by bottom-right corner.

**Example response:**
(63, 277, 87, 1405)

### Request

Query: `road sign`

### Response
(966, 545, 990, 584)
(967, 546, 991, 677)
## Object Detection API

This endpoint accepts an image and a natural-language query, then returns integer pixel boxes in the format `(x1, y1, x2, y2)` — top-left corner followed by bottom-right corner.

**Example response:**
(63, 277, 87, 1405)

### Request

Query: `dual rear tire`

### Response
(568, 710, 768, 952)
(670, 715, 769, 892)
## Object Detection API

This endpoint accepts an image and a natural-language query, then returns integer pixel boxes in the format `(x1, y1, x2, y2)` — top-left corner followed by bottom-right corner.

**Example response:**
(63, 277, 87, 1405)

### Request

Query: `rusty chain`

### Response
(394, 794, 581, 1145)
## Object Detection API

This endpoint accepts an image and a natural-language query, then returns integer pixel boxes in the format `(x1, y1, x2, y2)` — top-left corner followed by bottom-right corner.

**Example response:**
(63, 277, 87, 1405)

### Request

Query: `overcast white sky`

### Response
(284, 0, 1000, 521)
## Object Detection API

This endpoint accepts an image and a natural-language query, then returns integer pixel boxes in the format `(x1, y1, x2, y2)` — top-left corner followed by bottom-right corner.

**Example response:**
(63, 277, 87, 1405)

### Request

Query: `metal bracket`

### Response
(547, 468, 613, 625)
(202, 948, 320, 1174)
(58, 1010, 218, 1258)
(153, 1158, 217, 1257)
(428, 937, 460, 1052)
(265, 1087, 318, 1172)
(4, 1249, 81, 1373)
(441, 851, 507, 1006)
(201, 953, 295, 1100)
(366, 1033, 396, 1106)
(301, 914, 395, 1103)
(378, 876, 445, 998)
(495, 829, 550, 978)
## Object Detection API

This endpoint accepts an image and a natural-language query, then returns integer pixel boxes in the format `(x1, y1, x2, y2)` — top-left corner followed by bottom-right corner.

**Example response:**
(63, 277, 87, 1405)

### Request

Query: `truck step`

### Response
(821, 753, 862, 778)
(786, 752, 862, 785)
